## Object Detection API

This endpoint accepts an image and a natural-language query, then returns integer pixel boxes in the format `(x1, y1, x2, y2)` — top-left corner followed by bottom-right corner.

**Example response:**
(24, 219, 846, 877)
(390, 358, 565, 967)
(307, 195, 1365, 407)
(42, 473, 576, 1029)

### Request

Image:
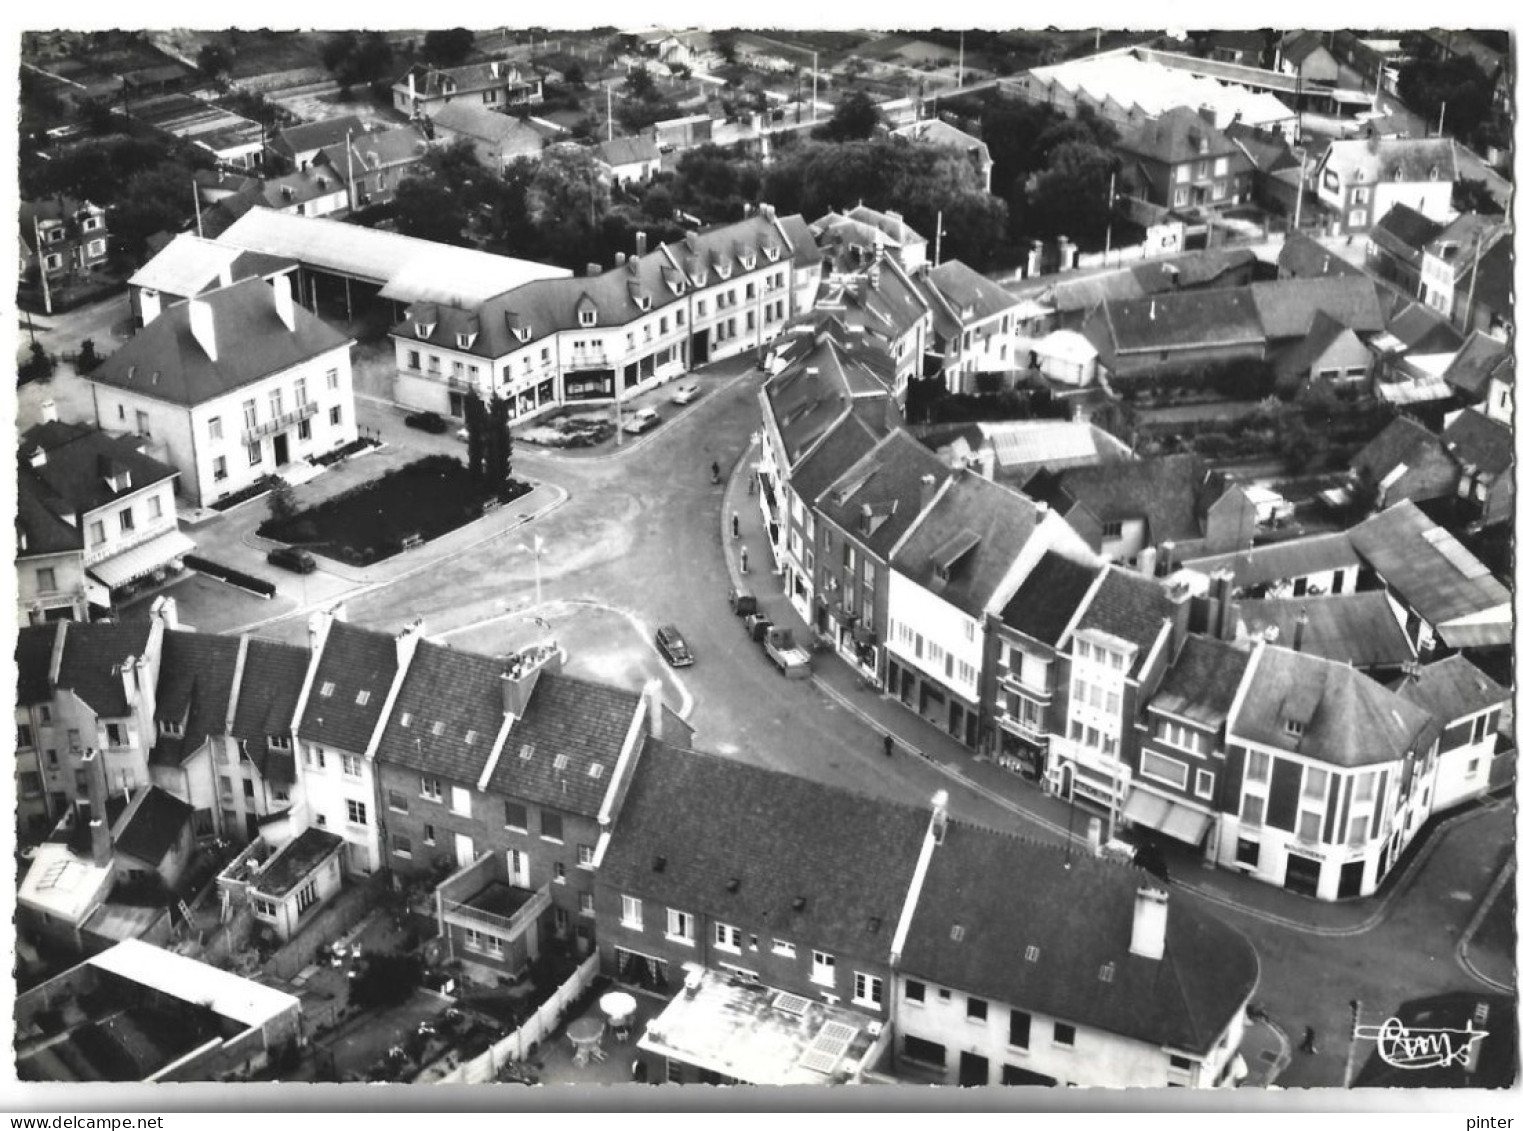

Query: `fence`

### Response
(264, 872, 387, 982)
(432, 953, 599, 1084)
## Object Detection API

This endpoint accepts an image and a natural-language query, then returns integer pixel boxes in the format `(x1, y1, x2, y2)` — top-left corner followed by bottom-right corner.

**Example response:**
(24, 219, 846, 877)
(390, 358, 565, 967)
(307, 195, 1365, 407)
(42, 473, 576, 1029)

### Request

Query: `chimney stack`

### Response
(149, 595, 180, 632)
(40, 399, 58, 423)
(272, 273, 297, 332)
(920, 474, 938, 514)
(1027, 239, 1043, 279)
(643, 679, 664, 740)
(82, 749, 113, 868)
(500, 645, 564, 720)
(188, 298, 218, 361)
(1292, 608, 1309, 652)
(615, 251, 627, 267)
(1086, 816, 1103, 857)
(635, 231, 647, 257)
(1129, 885, 1169, 960)
(931, 789, 948, 844)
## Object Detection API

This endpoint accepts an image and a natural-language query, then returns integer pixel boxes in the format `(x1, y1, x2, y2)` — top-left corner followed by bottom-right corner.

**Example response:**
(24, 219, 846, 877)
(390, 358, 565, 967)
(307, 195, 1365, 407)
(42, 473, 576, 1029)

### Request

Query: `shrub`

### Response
(184, 555, 276, 598)
(349, 952, 424, 1010)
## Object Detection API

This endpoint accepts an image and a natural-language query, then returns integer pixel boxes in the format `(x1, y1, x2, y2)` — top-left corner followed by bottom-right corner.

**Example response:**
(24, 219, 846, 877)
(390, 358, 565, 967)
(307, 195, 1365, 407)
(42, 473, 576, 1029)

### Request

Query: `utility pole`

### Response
(1437, 100, 1447, 137)
(33, 211, 52, 316)
(607, 82, 613, 142)
(1343, 1000, 1361, 1088)
(812, 51, 818, 124)
(933, 210, 943, 268)
(958, 32, 964, 88)
(192, 177, 203, 238)
(1104, 171, 1116, 259)
(1292, 148, 1308, 231)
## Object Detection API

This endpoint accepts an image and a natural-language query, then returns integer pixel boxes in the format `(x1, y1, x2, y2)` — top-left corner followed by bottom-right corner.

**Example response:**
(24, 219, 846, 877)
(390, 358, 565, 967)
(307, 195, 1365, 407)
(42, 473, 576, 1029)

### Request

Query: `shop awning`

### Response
(1121, 789, 1211, 847)
(87, 530, 197, 589)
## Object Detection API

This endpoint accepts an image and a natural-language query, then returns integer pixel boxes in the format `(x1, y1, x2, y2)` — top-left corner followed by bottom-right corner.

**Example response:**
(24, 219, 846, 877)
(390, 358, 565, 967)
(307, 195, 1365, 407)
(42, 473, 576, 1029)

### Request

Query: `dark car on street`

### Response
(655, 624, 693, 667)
(267, 546, 317, 574)
(405, 411, 450, 434)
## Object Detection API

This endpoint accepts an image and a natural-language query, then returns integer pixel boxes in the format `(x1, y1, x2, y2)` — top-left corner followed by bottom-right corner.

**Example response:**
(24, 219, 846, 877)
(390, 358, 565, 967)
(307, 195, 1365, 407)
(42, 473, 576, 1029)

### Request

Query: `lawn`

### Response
(259, 455, 528, 567)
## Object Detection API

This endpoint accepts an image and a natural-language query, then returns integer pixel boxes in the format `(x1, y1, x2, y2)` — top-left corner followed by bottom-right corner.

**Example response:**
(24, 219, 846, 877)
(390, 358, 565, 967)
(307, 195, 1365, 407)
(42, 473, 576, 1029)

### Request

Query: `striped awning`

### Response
(88, 530, 197, 589)
(1121, 789, 1211, 847)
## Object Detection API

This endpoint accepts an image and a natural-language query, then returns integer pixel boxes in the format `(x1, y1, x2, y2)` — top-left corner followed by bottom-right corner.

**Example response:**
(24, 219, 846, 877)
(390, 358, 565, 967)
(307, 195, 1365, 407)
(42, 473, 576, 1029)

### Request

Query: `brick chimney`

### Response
(635, 231, 648, 257)
(1129, 884, 1169, 960)
(272, 273, 297, 332)
(920, 474, 938, 514)
(82, 748, 113, 868)
(500, 644, 564, 720)
(642, 679, 664, 740)
(1292, 607, 1309, 652)
(1027, 240, 1044, 279)
(40, 399, 57, 423)
(931, 789, 949, 844)
(188, 298, 218, 361)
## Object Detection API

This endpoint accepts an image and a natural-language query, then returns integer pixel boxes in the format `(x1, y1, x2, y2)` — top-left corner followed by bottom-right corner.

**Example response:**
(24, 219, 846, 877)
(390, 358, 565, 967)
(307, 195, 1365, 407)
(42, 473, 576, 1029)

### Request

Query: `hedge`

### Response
(185, 555, 276, 598)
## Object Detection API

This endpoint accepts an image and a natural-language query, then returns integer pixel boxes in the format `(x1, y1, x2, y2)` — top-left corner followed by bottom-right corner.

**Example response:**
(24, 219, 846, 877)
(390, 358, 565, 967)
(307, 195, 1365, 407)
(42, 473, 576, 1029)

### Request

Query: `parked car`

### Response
(267, 546, 317, 574)
(728, 585, 757, 617)
(623, 408, 660, 435)
(655, 624, 693, 667)
(672, 382, 701, 405)
(405, 411, 450, 434)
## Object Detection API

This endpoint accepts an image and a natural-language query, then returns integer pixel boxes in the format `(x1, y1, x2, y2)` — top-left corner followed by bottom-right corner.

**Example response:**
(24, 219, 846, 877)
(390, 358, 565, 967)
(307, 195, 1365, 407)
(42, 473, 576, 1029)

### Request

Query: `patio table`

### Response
(567, 1017, 606, 1066)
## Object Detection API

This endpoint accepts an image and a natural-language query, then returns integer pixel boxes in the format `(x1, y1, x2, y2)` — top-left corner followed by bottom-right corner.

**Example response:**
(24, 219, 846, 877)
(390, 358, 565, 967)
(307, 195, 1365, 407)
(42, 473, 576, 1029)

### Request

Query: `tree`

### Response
(321, 31, 394, 96)
(76, 338, 101, 375)
(19, 341, 56, 385)
(392, 175, 470, 245)
(267, 478, 299, 525)
(623, 65, 657, 101)
(563, 61, 586, 88)
(111, 158, 206, 262)
(1397, 54, 1495, 142)
(197, 43, 231, 82)
(814, 91, 882, 142)
(464, 390, 487, 483)
(465, 391, 515, 497)
(1025, 140, 1118, 246)
(422, 28, 475, 67)
(348, 953, 423, 1010)
(1453, 176, 1503, 216)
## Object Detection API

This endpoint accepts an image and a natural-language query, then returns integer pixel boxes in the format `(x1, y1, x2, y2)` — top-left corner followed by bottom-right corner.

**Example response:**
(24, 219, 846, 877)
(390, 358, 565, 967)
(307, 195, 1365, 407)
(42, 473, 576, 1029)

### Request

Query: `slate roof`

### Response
(1233, 643, 1437, 768)
(922, 259, 1019, 339)
(90, 277, 351, 408)
(152, 631, 241, 766)
(299, 622, 399, 754)
(111, 787, 193, 865)
(1280, 30, 1333, 66)
(1089, 288, 1264, 356)
(1443, 331, 1512, 399)
(1276, 232, 1363, 280)
(1392, 654, 1511, 726)
(16, 625, 57, 705)
(57, 620, 154, 718)
(1442, 408, 1513, 475)
(1321, 137, 1459, 186)
(19, 421, 179, 516)
(843, 204, 928, 249)
(775, 213, 823, 267)
(1368, 203, 1445, 266)
(1383, 300, 1464, 353)
(763, 336, 888, 466)
(431, 102, 545, 158)
(596, 135, 660, 168)
(253, 827, 345, 899)
(812, 254, 931, 345)
(1130, 247, 1258, 294)
(1273, 309, 1365, 380)
(16, 474, 84, 557)
(373, 641, 509, 786)
(815, 429, 954, 559)
(1180, 532, 1361, 591)
(396, 61, 538, 99)
(1031, 454, 1225, 545)
(999, 552, 1101, 645)
(788, 413, 884, 509)
(269, 115, 367, 159)
(231, 638, 310, 742)
(1117, 106, 1238, 165)
(900, 820, 1258, 1056)
(891, 471, 1046, 618)
(318, 124, 432, 177)
(1148, 635, 1250, 730)
(1071, 567, 1177, 671)
(487, 673, 639, 816)
(1248, 277, 1386, 339)
(1235, 593, 1415, 669)
(1462, 235, 1513, 318)
(1226, 122, 1299, 175)
(600, 740, 927, 965)
(1352, 414, 1450, 489)
(891, 117, 990, 161)
(1047, 271, 1147, 316)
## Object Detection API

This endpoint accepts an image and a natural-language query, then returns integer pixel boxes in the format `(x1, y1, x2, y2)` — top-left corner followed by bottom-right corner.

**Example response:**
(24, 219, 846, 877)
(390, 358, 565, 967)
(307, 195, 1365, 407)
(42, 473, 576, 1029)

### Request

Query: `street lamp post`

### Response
(521, 534, 546, 607)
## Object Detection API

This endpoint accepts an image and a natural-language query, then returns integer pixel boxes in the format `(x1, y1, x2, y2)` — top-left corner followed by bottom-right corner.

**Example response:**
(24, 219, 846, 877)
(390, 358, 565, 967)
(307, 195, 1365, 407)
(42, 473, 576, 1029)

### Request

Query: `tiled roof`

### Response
(900, 821, 1258, 1056)
(19, 421, 179, 516)
(1235, 593, 1415, 669)
(270, 114, 367, 158)
(57, 620, 154, 718)
(891, 118, 990, 160)
(1148, 634, 1250, 729)
(843, 204, 928, 248)
(487, 673, 639, 816)
(891, 471, 1046, 618)
(1180, 531, 1361, 591)
(1276, 232, 1363, 279)
(1037, 453, 1221, 545)
(1072, 567, 1177, 669)
(90, 277, 350, 408)
(1047, 270, 1147, 315)
(112, 787, 193, 865)
(1369, 203, 1445, 264)
(978, 421, 1133, 480)
(1117, 105, 1238, 165)
(1443, 331, 1512, 399)
(153, 631, 242, 764)
(1321, 137, 1459, 186)
(815, 429, 954, 559)
(1091, 288, 1263, 355)
(1280, 30, 1331, 66)
(922, 259, 1018, 337)
(1465, 235, 1512, 315)
(398, 61, 538, 99)
(16, 625, 57, 705)
(1000, 552, 1101, 645)
(596, 135, 660, 168)
(1130, 247, 1257, 294)
(763, 336, 886, 466)
(231, 637, 310, 742)
(1384, 300, 1464, 353)
(600, 740, 927, 964)
(1442, 408, 1513, 475)
(1248, 277, 1386, 339)
(788, 413, 883, 509)
(1226, 122, 1299, 175)
(1273, 309, 1365, 381)
(432, 102, 545, 158)
(299, 622, 399, 754)
(253, 827, 345, 899)
(1352, 415, 1450, 488)
(373, 641, 508, 786)
(318, 123, 432, 175)
(1393, 654, 1510, 726)
(1233, 643, 1437, 768)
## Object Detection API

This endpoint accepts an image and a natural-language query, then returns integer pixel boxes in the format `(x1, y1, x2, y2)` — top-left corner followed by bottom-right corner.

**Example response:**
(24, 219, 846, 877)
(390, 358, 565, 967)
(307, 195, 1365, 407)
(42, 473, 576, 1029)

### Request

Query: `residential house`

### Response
(17, 411, 190, 621)
(595, 136, 661, 187)
(315, 123, 433, 212)
(1225, 121, 1303, 216)
(1206, 30, 1275, 68)
(895, 817, 1258, 1088)
(1217, 642, 1440, 900)
(1114, 107, 1253, 213)
(127, 232, 299, 327)
(1440, 408, 1514, 531)
(1022, 453, 1256, 567)
(806, 229, 934, 395)
(15, 628, 58, 837)
(1248, 276, 1388, 347)
(1081, 288, 1266, 379)
(1271, 309, 1375, 396)
(1350, 414, 1460, 510)
(1442, 331, 1513, 424)
(266, 114, 367, 172)
(393, 61, 544, 117)
(19, 196, 110, 310)
(989, 552, 1101, 782)
(1313, 137, 1459, 234)
(1175, 531, 1364, 599)
(1233, 593, 1417, 673)
(810, 430, 954, 684)
(1365, 202, 1444, 297)
(1418, 216, 1513, 338)
(891, 118, 993, 193)
(226, 636, 308, 834)
(920, 420, 1133, 487)
(240, 827, 347, 943)
(814, 206, 930, 275)
(1275, 231, 1364, 282)
(1275, 31, 1341, 84)
(1128, 247, 1260, 298)
(919, 260, 1025, 393)
(886, 469, 1092, 748)
(596, 740, 928, 1084)
(430, 102, 545, 173)
(86, 276, 357, 508)
(1393, 655, 1510, 813)
(110, 786, 196, 893)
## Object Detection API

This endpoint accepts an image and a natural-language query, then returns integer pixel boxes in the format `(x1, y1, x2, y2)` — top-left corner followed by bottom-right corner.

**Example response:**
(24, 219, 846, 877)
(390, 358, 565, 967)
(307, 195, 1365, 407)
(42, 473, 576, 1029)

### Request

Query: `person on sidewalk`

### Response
(711, 461, 720, 484)
(883, 734, 894, 758)
(732, 512, 740, 540)
(1300, 1026, 1317, 1055)
(740, 545, 749, 574)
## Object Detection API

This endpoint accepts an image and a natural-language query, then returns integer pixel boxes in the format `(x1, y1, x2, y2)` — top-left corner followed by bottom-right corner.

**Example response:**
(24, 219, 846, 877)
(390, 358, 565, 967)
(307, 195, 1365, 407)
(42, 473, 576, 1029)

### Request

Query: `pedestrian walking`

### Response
(710, 460, 720, 484)
(732, 511, 740, 539)
(883, 734, 894, 758)
(740, 545, 749, 574)
(1300, 1026, 1317, 1055)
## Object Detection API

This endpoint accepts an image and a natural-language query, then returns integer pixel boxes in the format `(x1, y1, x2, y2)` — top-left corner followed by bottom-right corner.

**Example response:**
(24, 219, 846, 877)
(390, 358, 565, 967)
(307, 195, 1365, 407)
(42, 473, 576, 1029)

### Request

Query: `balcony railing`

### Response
(243, 401, 317, 442)
(999, 671, 1052, 702)
(567, 349, 609, 368)
(440, 880, 552, 943)
(995, 711, 1048, 746)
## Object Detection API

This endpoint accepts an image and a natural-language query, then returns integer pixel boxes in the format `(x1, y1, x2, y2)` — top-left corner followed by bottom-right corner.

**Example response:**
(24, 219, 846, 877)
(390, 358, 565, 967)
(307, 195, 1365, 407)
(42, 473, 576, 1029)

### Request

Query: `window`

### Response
(1246, 750, 1269, 782)
(1141, 750, 1190, 790)
(1354, 773, 1375, 802)
(579, 891, 595, 917)
(554, 862, 566, 883)
(424, 824, 436, 845)
(213, 456, 228, 482)
(1297, 809, 1320, 842)
(219, 774, 234, 801)
(17, 724, 35, 750)
(715, 922, 742, 952)
(294, 378, 308, 407)
(450, 786, 471, 817)
(119, 508, 135, 533)
(346, 799, 367, 826)
(330, 406, 342, 427)
(242, 399, 258, 430)
(393, 834, 412, 857)
(772, 939, 796, 959)
(541, 811, 563, 841)
(295, 881, 318, 915)
(1170, 1054, 1192, 1073)
(967, 997, 989, 1022)
(1304, 767, 1328, 801)
(326, 369, 339, 391)
(35, 567, 56, 593)
(341, 753, 361, 777)
(247, 440, 262, 467)
(209, 416, 223, 440)
(905, 979, 926, 1004)
(89, 519, 105, 544)
(504, 801, 528, 831)
(853, 972, 883, 1008)
(1236, 837, 1260, 868)
(305, 747, 325, 770)
(148, 496, 163, 521)
(1009, 1010, 1032, 1049)
(1348, 815, 1370, 848)
(1157, 720, 1202, 754)
(666, 908, 695, 943)
(1053, 1022, 1076, 1048)
(621, 895, 643, 929)
(1241, 794, 1265, 829)
(577, 844, 595, 869)
(1101, 520, 1123, 539)
(269, 388, 284, 419)
(1195, 769, 1215, 800)
(387, 790, 409, 813)
(253, 897, 277, 919)
(811, 950, 836, 987)
(903, 1036, 946, 1066)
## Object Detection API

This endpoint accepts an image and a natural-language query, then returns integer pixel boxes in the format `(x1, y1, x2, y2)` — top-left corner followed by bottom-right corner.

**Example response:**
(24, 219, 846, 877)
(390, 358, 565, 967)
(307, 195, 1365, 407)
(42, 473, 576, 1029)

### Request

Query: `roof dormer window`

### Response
(1285, 718, 1304, 738)
(515, 326, 531, 342)
(764, 244, 780, 262)
(715, 262, 732, 280)
(635, 294, 651, 312)
(456, 332, 478, 349)
(740, 252, 756, 270)
(671, 280, 685, 296)
(579, 309, 597, 327)
(692, 271, 707, 288)
(415, 321, 435, 339)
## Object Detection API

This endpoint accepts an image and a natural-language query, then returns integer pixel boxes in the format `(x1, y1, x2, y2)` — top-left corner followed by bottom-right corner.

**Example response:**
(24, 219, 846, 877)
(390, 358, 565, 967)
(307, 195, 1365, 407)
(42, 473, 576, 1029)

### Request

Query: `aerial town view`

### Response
(10, 24, 1516, 1103)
